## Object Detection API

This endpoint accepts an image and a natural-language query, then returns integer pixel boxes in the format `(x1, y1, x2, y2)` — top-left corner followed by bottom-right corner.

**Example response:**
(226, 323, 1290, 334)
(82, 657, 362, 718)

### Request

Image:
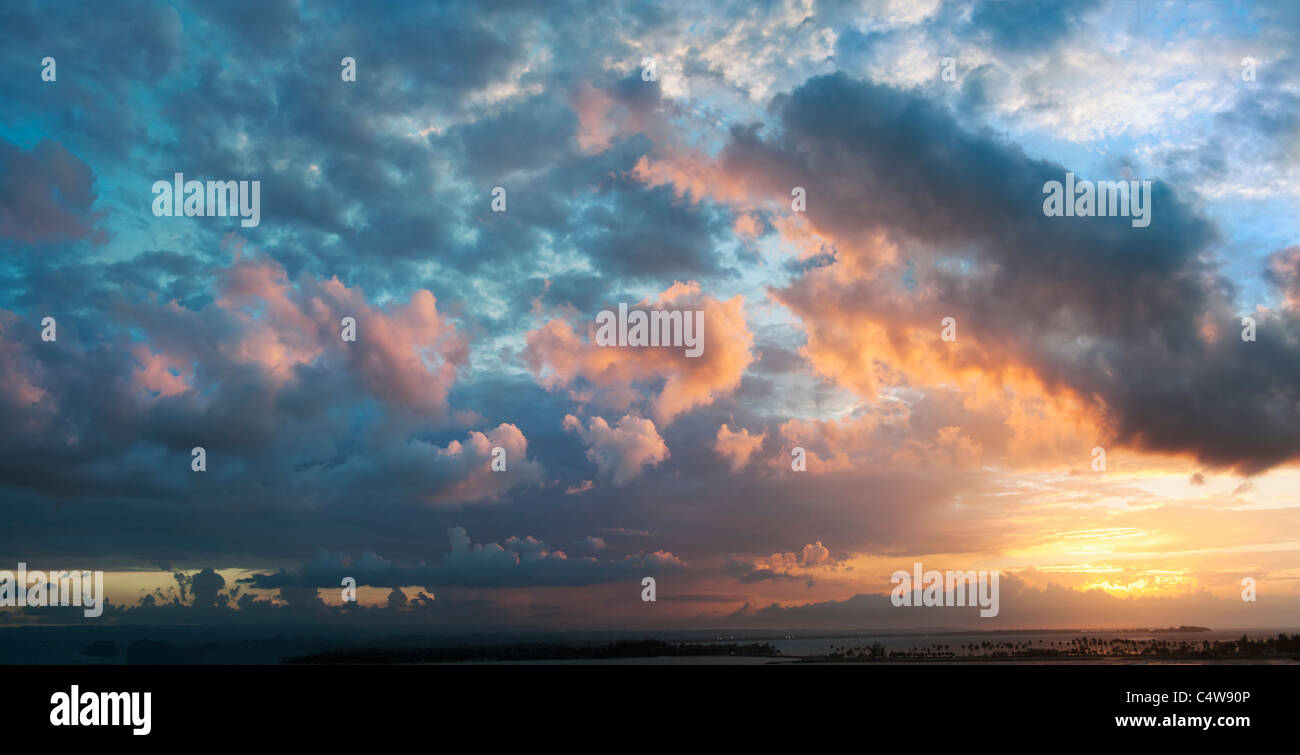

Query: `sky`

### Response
(1, 0, 1299, 632)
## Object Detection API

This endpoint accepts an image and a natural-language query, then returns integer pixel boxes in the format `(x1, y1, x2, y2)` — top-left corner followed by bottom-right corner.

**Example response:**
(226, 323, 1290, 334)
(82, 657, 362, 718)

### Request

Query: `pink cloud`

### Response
(569, 80, 664, 155)
(0, 311, 47, 408)
(130, 344, 193, 398)
(214, 249, 467, 415)
(563, 413, 669, 485)
(428, 423, 545, 505)
(571, 82, 618, 153)
(714, 424, 767, 472)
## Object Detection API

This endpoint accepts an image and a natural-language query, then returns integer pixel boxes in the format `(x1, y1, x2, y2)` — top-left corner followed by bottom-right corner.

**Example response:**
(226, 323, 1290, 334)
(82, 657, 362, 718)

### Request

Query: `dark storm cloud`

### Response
(723, 72, 1300, 472)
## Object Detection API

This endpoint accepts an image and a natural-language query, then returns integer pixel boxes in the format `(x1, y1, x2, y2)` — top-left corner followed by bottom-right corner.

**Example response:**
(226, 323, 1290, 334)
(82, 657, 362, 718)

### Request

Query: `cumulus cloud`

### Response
(636, 71, 1300, 474)
(425, 424, 545, 505)
(801, 540, 830, 566)
(525, 281, 755, 425)
(713, 424, 766, 472)
(215, 246, 468, 415)
(731, 540, 834, 583)
(563, 413, 669, 485)
(579, 536, 607, 550)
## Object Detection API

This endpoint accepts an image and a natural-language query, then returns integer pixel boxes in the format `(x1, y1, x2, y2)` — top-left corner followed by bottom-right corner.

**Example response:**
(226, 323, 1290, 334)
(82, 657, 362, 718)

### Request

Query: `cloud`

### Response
(425, 423, 545, 505)
(215, 246, 468, 415)
(0, 139, 104, 245)
(730, 540, 834, 583)
(713, 424, 766, 472)
(563, 414, 668, 485)
(636, 72, 1300, 473)
(1268, 246, 1300, 310)
(525, 281, 755, 425)
(967, 0, 1099, 53)
(0, 312, 47, 409)
(801, 540, 830, 566)
(190, 568, 227, 609)
(569, 75, 662, 154)
(239, 527, 686, 590)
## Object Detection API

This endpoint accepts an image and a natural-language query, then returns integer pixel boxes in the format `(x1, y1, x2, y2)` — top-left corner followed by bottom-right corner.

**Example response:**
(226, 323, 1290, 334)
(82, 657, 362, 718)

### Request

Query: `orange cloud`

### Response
(714, 424, 767, 472)
(524, 281, 754, 425)
(628, 137, 1114, 472)
(751, 541, 834, 573)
